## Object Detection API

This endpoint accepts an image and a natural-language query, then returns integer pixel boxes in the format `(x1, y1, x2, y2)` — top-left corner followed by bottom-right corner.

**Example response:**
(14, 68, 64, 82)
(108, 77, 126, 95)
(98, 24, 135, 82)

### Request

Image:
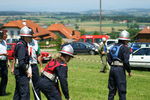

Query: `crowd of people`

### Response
(0, 26, 132, 100)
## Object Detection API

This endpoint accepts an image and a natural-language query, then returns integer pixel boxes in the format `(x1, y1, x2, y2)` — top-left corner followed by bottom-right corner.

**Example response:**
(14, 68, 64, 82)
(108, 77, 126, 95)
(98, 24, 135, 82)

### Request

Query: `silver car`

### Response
(129, 47, 150, 68)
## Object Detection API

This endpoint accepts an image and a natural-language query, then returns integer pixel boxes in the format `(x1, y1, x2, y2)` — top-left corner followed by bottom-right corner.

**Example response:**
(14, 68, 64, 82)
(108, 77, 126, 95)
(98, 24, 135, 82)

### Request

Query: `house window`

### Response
(10, 30, 14, 37)
(17, 31, 20, 35)
(53, 31, 66, 38)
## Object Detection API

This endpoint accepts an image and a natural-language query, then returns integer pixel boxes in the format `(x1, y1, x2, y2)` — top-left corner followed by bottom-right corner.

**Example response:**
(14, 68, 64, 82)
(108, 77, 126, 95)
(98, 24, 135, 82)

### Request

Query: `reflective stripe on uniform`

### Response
(112, 61, 123, 66)
(42, 71, 56, 81)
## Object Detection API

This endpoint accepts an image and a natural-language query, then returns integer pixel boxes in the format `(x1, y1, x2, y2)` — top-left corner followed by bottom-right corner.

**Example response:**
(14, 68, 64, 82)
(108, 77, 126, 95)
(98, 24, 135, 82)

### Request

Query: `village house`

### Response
(47, 23, 81, 40)
(135, 26, 150, 42)
(0, 20, 81, 43)
(0, 19, 57, 42)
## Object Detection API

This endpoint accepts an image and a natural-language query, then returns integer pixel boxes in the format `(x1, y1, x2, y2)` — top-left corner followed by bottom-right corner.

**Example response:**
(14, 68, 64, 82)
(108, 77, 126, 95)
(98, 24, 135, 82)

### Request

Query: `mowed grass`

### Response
(0, 55, 150, 100)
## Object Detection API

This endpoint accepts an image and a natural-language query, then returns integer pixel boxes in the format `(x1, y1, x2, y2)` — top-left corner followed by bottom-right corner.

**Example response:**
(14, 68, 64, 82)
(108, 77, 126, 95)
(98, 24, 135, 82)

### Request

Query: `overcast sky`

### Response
(0, 0, 150, 12)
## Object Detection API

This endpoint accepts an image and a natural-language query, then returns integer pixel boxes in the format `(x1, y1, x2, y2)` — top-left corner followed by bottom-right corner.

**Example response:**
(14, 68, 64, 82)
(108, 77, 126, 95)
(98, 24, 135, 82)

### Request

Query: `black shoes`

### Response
(100, 71, 106, 73)
(0, 92, 11, 96)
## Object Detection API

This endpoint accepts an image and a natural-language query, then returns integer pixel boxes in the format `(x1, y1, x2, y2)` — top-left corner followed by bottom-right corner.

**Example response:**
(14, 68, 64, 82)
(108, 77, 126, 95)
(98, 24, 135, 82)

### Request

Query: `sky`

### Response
(0, 0, 150, 12)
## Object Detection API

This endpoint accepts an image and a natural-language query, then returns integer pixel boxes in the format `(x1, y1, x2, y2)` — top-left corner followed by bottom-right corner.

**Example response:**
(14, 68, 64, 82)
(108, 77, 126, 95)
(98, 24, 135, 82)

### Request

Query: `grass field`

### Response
(0, 55, 150, 100)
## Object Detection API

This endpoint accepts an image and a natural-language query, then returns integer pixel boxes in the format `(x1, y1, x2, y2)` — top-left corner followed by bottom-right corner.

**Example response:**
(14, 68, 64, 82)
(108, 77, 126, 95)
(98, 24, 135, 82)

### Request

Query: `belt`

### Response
(42, 71, 56, 81)
(112, 61, 123, 66)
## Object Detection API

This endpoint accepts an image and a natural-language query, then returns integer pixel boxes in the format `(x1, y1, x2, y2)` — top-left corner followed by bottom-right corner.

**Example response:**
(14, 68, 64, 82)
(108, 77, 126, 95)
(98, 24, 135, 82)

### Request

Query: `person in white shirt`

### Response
(0, 30, 8, 96)
(28, 38, 42, 100)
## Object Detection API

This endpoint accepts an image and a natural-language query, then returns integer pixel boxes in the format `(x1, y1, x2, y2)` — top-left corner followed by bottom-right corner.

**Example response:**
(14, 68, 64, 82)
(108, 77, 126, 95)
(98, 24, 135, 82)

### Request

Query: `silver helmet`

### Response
(118, 30, 130, 41)
(20, 26, 32, 37)
(102, 37, 107, 42)
(60, 44, 74, 57)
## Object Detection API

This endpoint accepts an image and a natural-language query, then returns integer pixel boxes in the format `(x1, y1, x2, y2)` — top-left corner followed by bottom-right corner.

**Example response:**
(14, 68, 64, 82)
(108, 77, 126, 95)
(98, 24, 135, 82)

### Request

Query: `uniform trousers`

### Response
(0, 60, 8, 95)
(100, 55, 107, 72)
(31, 64, 41, 100)
(37, 75, 61, 100)
(108, 66, 126, 100)
(13, 68, 30, 100)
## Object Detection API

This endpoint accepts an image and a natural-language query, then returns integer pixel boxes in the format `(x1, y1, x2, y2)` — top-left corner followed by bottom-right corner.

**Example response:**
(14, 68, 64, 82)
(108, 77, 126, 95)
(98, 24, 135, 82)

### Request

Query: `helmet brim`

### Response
(59, 51, 74, 57)
(20, 34, 33, 37)
(118, 38, 130, 41)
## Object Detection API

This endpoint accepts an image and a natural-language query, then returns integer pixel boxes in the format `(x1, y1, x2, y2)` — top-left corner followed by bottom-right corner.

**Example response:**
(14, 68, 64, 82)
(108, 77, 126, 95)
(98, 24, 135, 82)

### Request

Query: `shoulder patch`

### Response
(60, 63, 67, 67)
(17, 42, 23, 45)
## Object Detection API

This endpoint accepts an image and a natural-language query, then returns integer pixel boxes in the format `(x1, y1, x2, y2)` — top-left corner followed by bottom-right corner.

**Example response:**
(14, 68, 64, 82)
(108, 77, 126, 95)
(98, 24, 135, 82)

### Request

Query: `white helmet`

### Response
(20, 26, 33, 37)
(118, 30, 130, 41)
(102, 37, 107, 42)
(60, 44, 74, 57)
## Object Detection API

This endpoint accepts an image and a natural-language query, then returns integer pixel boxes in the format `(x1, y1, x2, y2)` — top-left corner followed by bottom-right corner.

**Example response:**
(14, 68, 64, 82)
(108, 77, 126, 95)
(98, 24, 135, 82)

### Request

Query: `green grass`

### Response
(0, 55, 150, 100)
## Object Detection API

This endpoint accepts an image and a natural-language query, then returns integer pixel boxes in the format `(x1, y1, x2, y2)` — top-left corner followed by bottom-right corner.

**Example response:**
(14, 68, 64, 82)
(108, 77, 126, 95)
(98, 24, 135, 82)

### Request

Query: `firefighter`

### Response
(28, 36, 42, 100)
(99, 37, 108, 73)
(107, 30, 132, 100)
(13, 26, 32, 100)
(0, 31, 8, 96)
(37, 44, 73, 100)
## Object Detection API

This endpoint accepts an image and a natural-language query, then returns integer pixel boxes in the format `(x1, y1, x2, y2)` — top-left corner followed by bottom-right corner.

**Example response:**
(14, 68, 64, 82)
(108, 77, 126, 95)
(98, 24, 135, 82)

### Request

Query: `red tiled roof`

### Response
(139, 26, 150, 34)
(2, 20, 57, 40)
(47, 23, 81, 40)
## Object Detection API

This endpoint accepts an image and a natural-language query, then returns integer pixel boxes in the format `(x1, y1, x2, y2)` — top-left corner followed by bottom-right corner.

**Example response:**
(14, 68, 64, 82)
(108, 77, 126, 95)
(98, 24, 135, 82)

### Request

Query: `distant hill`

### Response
(82, 8, 150, 16)
(1, 8, 150, 16)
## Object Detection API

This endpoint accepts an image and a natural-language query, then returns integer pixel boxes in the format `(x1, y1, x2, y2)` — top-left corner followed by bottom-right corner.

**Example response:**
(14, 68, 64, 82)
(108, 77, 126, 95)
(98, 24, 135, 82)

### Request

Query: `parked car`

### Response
(129, 42, 150, 52)
(7, 39, 19, 43)
(129, 47, 150, 68)
(106, 39, 118, 46)
(7, 43, 51, 63)
(61, 42, 98, 55)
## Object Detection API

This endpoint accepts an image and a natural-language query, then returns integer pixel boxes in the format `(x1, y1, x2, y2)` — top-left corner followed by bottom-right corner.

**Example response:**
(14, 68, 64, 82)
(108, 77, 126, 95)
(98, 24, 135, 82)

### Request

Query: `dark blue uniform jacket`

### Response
(107, 43, 131, 73)
(14, 39, 30, 74)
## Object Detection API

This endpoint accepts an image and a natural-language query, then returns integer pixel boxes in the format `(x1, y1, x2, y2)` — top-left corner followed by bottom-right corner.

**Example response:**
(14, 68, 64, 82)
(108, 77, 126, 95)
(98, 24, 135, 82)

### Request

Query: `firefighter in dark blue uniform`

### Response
(107, 30, 132, 100)
(0, 31, 8, 96)
(13, 26, 33, 100)
(37, 45, 73, 100)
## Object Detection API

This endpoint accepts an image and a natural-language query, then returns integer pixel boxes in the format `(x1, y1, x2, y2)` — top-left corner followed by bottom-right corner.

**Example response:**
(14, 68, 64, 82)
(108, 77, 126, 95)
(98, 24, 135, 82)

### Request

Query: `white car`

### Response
(129, 47, 150, 68)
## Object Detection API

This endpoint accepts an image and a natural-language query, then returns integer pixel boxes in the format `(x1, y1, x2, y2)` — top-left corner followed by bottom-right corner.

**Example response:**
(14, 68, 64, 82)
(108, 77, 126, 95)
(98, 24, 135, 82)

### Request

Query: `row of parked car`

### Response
(61, 41, 150, 69)
(7, 38, 150, 69)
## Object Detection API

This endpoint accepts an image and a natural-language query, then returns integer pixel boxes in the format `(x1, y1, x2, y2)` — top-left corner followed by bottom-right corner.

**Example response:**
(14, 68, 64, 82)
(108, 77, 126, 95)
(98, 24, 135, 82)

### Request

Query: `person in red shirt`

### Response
(37, 44, 73, 100)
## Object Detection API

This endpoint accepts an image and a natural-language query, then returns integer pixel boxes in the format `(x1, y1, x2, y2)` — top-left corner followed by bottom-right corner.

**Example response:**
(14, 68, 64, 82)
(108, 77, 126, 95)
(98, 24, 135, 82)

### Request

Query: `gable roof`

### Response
(139, 26, 150, 34)
(2, 20, 57, 39)
(47, 23, 81, 40)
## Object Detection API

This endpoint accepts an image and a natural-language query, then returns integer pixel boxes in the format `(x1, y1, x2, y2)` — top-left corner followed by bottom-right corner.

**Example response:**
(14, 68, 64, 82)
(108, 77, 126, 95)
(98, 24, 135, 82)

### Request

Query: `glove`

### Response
(27, 65, 32, 78)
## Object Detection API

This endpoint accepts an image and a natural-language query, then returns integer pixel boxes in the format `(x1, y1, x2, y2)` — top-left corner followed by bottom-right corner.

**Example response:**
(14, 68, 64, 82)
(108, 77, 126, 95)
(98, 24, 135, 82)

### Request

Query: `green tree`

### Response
(55, 36, 62, 51)
(75, 24, 79, 30)
(108, 32, 119, 39)
(127, 28, 141, 41)
(93, 31, 99, 35)
(79, 29, 87, 35)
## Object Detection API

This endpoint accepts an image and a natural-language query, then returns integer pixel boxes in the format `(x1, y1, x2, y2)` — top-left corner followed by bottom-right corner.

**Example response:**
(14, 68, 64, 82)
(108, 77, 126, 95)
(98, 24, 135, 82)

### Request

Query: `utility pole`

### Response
(99, 0, 102, 34)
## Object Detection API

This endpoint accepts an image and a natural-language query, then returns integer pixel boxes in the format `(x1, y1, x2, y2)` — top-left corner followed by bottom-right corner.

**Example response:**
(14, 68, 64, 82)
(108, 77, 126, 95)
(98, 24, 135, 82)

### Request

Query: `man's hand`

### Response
(27, 72, 32, 78)
(27, 65, 32, 78)
(11, 67, 14, 74)
(101, 51, 106, 55)
(40, 67, 44, 73)
(128, 72, 132, 77)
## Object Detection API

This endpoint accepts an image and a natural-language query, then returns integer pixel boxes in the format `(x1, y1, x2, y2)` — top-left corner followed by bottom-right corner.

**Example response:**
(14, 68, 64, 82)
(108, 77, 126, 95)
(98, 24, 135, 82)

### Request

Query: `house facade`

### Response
(47, 23, 81, 40)
(0, 20, 81, 42)
(135, 26, 150, 42)
(0, 19, 57, 41)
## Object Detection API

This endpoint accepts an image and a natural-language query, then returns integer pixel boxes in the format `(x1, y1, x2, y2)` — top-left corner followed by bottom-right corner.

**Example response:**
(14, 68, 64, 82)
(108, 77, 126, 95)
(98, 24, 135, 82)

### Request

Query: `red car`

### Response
(7, 43, 51, 63)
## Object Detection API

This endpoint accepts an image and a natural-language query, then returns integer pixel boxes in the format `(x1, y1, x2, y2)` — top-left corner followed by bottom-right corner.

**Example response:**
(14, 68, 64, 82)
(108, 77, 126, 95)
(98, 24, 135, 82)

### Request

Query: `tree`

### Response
(75, 24, 79, 30)
(108, 32, 119, 39)
(79, 29, 87, 35)
(55, 36, 62, 51)
(93, 31, 99, 35)
(127, 28, 141, 41)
